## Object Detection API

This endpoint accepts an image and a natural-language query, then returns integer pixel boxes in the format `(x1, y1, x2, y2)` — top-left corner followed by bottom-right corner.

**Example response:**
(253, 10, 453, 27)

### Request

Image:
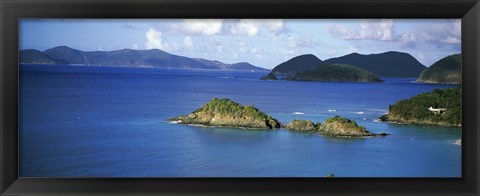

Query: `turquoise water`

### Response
(19, 64, 461, 177)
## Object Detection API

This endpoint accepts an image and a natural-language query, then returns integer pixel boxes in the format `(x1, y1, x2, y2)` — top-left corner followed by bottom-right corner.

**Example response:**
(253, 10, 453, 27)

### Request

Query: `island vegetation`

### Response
(169, 99, 388, 138)
(267, 54, 323, 76)
(285, 119, 320, 132)
(325, 173, 335, 178)
(260, 72, 278, 80)
(168, 98, 280, 129)
(319, 116, 388, 137)
(289, 63, 383, 82)
(260, 54, 383, 83)
(285, 117, 388, 138)
(417, 54, 461, 84)
(380, 87, 461, 127)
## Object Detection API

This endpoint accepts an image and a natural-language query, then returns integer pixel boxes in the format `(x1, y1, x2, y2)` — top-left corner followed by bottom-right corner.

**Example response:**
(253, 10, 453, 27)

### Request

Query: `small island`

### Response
(319, 116, 388, 137)
(289, 63, 383, 82)
(167, 98, 281, 129)
(285, 119, 320, 132)
(169, 99, 388, 138)
(285, 117, 388, 138)
(380, 87, 461, 127)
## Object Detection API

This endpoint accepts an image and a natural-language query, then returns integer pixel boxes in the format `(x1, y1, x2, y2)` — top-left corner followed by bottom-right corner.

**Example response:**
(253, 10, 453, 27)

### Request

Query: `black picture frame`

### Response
(1, 0, 479, 195)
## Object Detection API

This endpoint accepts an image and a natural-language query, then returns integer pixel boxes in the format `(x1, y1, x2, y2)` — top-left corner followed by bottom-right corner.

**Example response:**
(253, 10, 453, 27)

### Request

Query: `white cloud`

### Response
(419, 19, 461, 48)
(401, 31, 416, 42)
(173, 19, 223, 35)
(232, 52, 239, 59)
(229, 19, 285, 36)
(264, 19, 284, 32)
(417, 52, 425, 62)
(325, 48, 338, 56)
(230, 20, 259, 36)
(327, 19, 396, 41)
(400, 31, 417, 48)
(238, 41, 247, 52)
(131, 43, 139, 50)
(327, 19, 460, 50)
(442, 36, 460, 44)
(145, 28, 164, 49)
(216, 45, 223, 53)
(287, 36, 297, 48)
(184, 36, 194, 49)
(347, 46, 358, 53)
(286, 35, 318, 49)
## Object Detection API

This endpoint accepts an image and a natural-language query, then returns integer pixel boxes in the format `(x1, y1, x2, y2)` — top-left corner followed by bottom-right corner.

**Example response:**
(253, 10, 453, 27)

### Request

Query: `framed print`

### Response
(1, 0, 479, 195)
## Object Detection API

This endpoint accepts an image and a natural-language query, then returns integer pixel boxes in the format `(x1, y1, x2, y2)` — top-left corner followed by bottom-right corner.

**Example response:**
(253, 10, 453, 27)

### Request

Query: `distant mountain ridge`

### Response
(20, 46, 268, 71)
(261, 54, 383, 83)
(19, 49, 67, 64)
(325, 51, 427, 78)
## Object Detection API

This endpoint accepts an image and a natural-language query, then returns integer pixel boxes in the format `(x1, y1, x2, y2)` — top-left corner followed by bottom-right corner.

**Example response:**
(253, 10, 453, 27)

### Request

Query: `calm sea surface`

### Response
(19, 64, 461, 177)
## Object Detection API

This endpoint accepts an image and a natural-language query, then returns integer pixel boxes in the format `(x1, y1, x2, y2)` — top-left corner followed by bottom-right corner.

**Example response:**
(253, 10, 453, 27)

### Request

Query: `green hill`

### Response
(261, 54, 383, 82)
(325, 51, 426, 78)
(380, 87, 461, 127)
(290, 63, 383, 82)
(167, 98, 280, 129)
(417, 54, 461, 84)
(270, 54, 323, 75)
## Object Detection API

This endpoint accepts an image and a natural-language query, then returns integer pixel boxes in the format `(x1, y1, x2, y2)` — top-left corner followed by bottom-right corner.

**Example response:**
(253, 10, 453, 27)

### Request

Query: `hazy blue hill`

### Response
(231, 62, 269, 71)
(194, 58, 231, 69)
(44, 46, 92, 64)
(271, 54, 323, 75)
(325, 51, 426, 78)
(95, 49, 210, 69)
(20, 49, 67, 64)
(291, 63, 384, 82)
(21, 46, 263, 70)
(417, 54, 461, 84)
(194, 59, 268, 71)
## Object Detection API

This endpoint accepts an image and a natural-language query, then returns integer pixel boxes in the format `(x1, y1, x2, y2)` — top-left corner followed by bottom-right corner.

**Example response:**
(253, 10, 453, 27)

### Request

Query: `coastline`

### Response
(379, 116, 462, 127)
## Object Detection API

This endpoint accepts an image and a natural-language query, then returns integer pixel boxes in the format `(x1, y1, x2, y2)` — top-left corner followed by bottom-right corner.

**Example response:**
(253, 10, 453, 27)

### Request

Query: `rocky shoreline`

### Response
(285, 118, 388, 138)
(379, 87, 461, 127)
(168, 98, 388, 138)
(167, 98, 281, 129)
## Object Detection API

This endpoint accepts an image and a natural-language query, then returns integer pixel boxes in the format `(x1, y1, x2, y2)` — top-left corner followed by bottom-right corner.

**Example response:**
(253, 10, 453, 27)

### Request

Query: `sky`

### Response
(20, 19, 461, 69)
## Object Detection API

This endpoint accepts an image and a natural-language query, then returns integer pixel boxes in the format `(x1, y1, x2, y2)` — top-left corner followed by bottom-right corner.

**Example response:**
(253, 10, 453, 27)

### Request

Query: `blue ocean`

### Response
(19, 64, 461, 177)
